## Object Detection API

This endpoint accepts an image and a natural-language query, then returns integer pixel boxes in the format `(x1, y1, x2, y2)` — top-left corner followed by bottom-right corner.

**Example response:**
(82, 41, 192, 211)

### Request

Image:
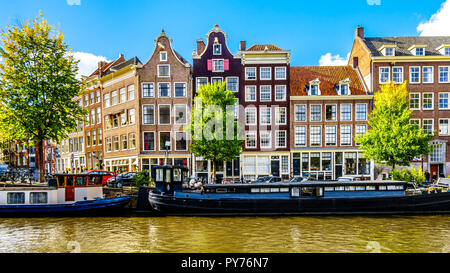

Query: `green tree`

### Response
(0, 14, 86, 182)
(355, 82, 432, 174)
(188, 82, 243, 183)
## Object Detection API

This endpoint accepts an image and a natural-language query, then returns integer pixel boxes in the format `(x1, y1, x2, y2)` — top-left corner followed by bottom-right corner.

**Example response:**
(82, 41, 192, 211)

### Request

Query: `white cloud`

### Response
(71, 52, 109, 79)
(67, 0, 81, 5)
(318, 52, 350, 66)
(417, 0, 450, 36)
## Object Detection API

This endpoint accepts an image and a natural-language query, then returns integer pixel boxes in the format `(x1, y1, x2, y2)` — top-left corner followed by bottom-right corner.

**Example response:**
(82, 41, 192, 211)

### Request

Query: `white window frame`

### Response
(310, 126, 322, 147)
(325, 125, 337, 146)
(211, 77, 223, 85)
(213, 44, 222, 55)
(142, 82, 155, 98)
(410, 93, 421, 110)
(175, 132, 188, 151)
(245, 67, 257, 80)
(439, 66, 450, 83)
(158, 82, 171, 98)
(174, 82, 187, 97)
(275, 67, 287, 80)
(340, 104, 353, 121)
(423, 119, 434, 135)
(160, 51, 167, 62)
(439, 119, 450, 136)
(409, 66, 421, 84)
(196, 77, 208, 90)
(260, 107, 272, 126)
(159, 131, 172, 151)
(275, 107, 287, 125)
(226, 77, 239, 92)
(439, 92, 450, 110)
(392, 66, 404, 83)
(275, 130, 287, 148)
(174, 104, 187, 125)
(260, 67, 272, 80)
(142, 104, 155, 125)
(158, 104, 171, 125)
(245, 86, 257, 102)
(260, 85, 272, 102)
(294, 104, 306, 122)
(260, 131, 272, 149)
(245, 131, 257, 149)
(325, 104, 337, 121)
(142, 132, 156, 151)
(245, 108, 257, 126)
(340, 125, 352, 146)
(275, 85, 287, 101)
(422, 66, 434, 84)
(212, 59, 224, 72)
(157, 64, 170, 78)
(356, 104, 368, 121)
(310, 104, 322, 122)
(379, 67, 390, 84)
(423, 93, 434, 110)
(294, 126, 307, 147)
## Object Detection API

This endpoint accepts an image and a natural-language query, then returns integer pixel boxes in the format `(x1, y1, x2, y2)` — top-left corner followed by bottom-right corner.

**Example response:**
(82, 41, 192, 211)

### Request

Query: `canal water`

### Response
(0, 215, 449, 253)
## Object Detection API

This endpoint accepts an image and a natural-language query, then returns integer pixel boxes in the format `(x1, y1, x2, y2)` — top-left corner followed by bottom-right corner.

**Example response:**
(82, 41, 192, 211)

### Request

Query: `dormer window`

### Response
(337, 79, 351, 95)
(160, 52, 167, 62)
(385, 48, 395, 56)
(213, 44, 222, 55)
(409, 45, 427, 56)
(415, 48, 424, 56)
(308, 79, 321, 96)
(379, 45, 396, 56)
(446, 48, 450, 56)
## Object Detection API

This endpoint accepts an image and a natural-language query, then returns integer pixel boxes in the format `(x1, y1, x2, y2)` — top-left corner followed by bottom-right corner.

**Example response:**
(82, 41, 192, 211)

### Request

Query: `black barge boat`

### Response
(148, 166, 450, 216)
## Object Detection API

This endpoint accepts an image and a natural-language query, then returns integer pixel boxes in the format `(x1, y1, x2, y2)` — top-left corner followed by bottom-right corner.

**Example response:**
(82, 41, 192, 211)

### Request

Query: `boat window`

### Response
(57, 176, 65, 187)
(270, 188, 280, 193)
(325, 187, 335, 192)
(216, 188, 227, 193)
(316, 187, 324, 197)
(66, 176, 74, 186)
(291, 187, 300, 197)
(261, 188, 270, 193)
(345, 186, 356, 191)
(280, 187, 289, 193)
(30, 192, 48, 204)
(173, 169, 182, 182)
(156, 169, 163, 182)
(335, 186, 345, 191)
(88, 176, 99, 185)
(388, 185, 403, 191)
(7, 192, 25, 204)
(251, 188, 260, 193)
(366, 186, 376, 191)
(165, 169, 171, 183)
(379, 186, 387, 191)
(301, 187, 314, 197)
(75, 177, 85, 186)
(355, 186, 366, 191)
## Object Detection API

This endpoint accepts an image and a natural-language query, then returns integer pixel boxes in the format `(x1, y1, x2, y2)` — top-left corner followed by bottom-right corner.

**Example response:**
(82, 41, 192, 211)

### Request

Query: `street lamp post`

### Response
(164, 141, 170, 166)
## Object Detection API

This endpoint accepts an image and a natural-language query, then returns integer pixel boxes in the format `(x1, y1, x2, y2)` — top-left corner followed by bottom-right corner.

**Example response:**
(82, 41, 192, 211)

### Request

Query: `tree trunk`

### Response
(212, 160, 216, 184)
(36, 140, 45, 183)
(391, 163, 396, 181)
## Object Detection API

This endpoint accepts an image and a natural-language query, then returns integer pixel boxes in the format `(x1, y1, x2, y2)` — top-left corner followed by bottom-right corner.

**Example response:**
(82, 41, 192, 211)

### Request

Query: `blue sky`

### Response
(1, 0, 450, 76)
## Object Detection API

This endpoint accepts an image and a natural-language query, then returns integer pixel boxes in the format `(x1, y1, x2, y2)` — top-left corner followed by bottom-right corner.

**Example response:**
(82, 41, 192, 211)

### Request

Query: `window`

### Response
(245, 132, 257, 148)
(113, 136, 119, 151)
(226, 77, 238, 92)
(439, 93, 449, 109)
(325, 105, 336, 121)
(84, 94, 89, 106)
(309, 84, 320, 95)
(260, 67, 271, 80)
(158, 83, 170, 97)
(106, 137, 112, 152)
(112, 114, 119, 128)
(97, 129, 102, 145)
(175, 132, 187, 151)
(410, 119, 421, 127)
(158, 65, 170, 77)
(392, 67, 404, 83)
(211, 77, 223, 85)
(142, 83, 154, 98)
(276, 131, 287, 148)
(212, 59, 224, 72)
(310, 126, 321, 146)
(92, 130, 97, 146)
(325, 126, 337, 146)
(245, 67, 257, 80)
(423, 67, 433, 83)
(439, 66, 449, 83)
(410, 67, 421, 83)
(356, 104, 367, 121)
(174, 105, 187, 124)
(160, 51, 167, 61)
(341, 104, 352, 121)
(7, 192, 25, 204)
(410, 93, 420, 110)
(379, 67, 390, 83)
(129, 133, 136, 149)
(295, 105, 306, 122)
(275, 67, 287, 80)
(260, 108, 272, 125)
(275, 85, 286, 101)
(121, 135, 128, 150)
(310, 105, 322, 122)
(340, 84, 350, 95)
(245, 108, 257, 125)
(90, 92, 94, 105)
(385, 48, 395, 56)
(355, 125, 367, 145)
(440, 119, 449, 136)
(423, 93, 433, 110)
(213, 44, 221, 55)
(159, 105, 171, 124)
(30, 192, 47, 204)
(415, 48, 425, 56)
(159, 132, 171, 151)
(143, 105, 155, 125)
(245, 86, 257, 101)
(341, 125, 352, 146)
(96, 108, 101, 124)
(96, 90, 100, 103)
(446, 48, 450, 56)
(174, 83, 186, 97)
(120, 88, 126, 103)
(295, 126, 306, 146)
(90, 109, 95, 125)
(86, 131, 91, 147)
(275, 107, 286, 125)
(423, 119, 434, 135)
(196, 78, 208, 90)
(128, 109, 135, 125)
(260, 86, 272, 101)
(111, 91, 118, 106)
(143, 132, 155, 151)
(260, 131, 272, 149)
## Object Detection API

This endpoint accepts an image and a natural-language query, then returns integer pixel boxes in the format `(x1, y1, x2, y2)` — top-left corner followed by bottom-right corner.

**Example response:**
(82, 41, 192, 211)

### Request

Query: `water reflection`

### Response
(0, 216, 449, 253)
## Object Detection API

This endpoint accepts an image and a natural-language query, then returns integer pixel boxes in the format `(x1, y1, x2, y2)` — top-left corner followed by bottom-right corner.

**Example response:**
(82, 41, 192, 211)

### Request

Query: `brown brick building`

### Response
(290, 66, 374, 180)
(349, 27, 450, 178)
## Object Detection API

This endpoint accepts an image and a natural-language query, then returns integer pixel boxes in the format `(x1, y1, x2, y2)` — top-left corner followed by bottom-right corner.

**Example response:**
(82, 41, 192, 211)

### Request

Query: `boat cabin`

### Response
(152, 165, 189, 194)
(0, 174, 104, 206)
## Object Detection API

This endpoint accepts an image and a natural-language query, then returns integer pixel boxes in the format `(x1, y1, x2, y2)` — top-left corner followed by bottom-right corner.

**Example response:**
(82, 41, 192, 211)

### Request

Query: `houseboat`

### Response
(0, 173, 130, 216)
(148, 166, 450, 216)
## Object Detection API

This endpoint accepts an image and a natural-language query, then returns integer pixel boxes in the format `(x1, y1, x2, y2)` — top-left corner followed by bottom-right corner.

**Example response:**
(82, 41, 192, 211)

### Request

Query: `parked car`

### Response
(337, 176, 356, 182)
(252, 176, 283, 184)
(82, 170, 115, 185)
(107, 172, 137, 188)
(289, 177, 316, 183)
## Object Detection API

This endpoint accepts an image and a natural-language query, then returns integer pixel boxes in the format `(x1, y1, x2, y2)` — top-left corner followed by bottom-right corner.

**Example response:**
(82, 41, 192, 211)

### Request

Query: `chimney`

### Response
(240, 41, 246, 51)
(355, 26, 364, 39)
(197, 39, 206, 55)
(119, 53, 124, 60)
(353, 57, 359, 69)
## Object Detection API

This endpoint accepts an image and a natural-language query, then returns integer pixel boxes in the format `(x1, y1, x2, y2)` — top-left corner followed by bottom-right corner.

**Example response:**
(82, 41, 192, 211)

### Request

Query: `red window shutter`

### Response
(224, 59, 229, 71)
(207, 59, 213, 71)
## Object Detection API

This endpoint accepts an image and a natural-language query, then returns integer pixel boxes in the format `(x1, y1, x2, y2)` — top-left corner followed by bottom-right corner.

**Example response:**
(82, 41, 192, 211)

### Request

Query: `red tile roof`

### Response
(246, 44, 284, 51)
(89, 55, 126, 77)
(290, 66, 367, 96)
